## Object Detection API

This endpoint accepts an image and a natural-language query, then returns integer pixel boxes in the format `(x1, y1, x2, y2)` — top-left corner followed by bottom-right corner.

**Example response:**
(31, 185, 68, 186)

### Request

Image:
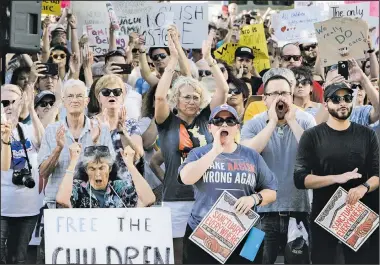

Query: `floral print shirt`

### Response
(70, 179, 138, 208)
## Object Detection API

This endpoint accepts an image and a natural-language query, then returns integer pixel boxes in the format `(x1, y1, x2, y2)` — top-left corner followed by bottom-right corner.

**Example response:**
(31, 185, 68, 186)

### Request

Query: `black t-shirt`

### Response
(157, 106, 213, 202)
(294, 122, 379, 217)
(250, 76, 263, 95)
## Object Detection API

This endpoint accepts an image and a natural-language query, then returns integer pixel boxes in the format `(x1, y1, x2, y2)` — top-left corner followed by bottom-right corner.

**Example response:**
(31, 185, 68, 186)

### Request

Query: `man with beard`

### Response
(299, 43, 318, 68)
(241, 68, 315, 264)
(234, 47, 262, 95)
(294, 82, 379, 264)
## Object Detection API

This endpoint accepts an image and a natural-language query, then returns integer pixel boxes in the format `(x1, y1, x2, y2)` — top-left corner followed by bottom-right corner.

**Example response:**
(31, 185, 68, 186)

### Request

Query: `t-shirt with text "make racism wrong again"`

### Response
(178, 144, 278, 230)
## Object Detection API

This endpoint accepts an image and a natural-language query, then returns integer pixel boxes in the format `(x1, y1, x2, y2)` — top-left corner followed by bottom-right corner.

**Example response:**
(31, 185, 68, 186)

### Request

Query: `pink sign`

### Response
(345, 1, 379, 17)
(61, 0, 70, 8)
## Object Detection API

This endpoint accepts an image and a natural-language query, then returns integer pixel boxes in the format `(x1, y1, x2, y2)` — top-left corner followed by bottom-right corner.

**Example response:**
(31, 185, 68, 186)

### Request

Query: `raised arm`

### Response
(169, 25, 191, 77)
(154, 34, 178, 124)
(203, 32, 229, 110)
(25, 84, 45, 149)
(108, 23, 117, 52)
(68, 14, 80, 58)
(41, 17, 51, 63)
(135, 35, 159, 87)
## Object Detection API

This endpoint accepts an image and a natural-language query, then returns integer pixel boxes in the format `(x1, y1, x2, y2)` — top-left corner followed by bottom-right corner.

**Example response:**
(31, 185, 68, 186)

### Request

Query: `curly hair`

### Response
(168, 76, 209, 111)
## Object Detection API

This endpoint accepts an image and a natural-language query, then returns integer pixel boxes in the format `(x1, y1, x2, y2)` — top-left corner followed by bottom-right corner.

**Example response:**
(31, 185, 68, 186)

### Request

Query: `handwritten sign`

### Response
(315, 187, 379, 251)
(189, 191, 259, 264)
(314, 17, 368, 67)
(294, 1, 345, 19)
(214, 43, 238, 66)
(329, 2, 370, 19)
(44, 208, 174, 264)
(42, 0, 61, 16)
(345, 1, 379, 17)
(85, 24, 129, 56)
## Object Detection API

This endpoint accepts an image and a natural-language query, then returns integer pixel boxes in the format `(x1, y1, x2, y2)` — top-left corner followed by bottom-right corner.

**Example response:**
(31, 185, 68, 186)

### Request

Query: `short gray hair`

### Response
(63, 79, 87, 96)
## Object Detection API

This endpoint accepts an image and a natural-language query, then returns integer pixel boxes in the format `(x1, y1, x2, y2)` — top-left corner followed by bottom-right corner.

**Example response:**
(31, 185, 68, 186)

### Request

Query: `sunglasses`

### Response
(52, 54, 66, 60)
(198, 70, 212, 77)
(329, 94, 353, 104)
(1, 100, 16, 108)
(351, 83, 362, 90)
(152, 53, 167, 61)
(84, 145, 110, 157)
(282, 55, 302, 62)
(100, 88, 123, 97)
(210, 117, 239, 127)
(301, 44, 317, 51)
(229, 88, 242, 95)
(296, 80, 312, 86)
(38, 101, 54, 107)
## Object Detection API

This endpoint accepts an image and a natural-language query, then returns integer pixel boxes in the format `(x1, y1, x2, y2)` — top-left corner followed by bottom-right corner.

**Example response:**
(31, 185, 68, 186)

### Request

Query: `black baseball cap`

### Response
(235, 46, 254, 60)
(324, 82, 353, 101)
(34, 91, 56, 108)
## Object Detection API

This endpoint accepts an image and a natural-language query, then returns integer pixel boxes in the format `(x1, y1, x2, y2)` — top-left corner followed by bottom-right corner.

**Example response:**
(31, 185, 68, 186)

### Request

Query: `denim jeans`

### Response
(0, 215, 38, 264)
(256, 212, 310, 264)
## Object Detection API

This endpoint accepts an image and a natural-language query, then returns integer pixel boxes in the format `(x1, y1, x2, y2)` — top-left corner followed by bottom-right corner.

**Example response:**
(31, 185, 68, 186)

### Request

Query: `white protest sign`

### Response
(314, 17, 368, 67)
(272, 7, 323, 47)
(44, 208, 174, 264)
(85, 25, 129, 56)
(295, 1, 345, 18)
(329, 2, 370, 19)
(368, 16, 379, 50)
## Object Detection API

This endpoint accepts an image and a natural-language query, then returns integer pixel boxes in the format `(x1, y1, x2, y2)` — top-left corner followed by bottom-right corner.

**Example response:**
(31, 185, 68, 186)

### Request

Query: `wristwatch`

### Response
(255, 193, 263, 206)
(361, 182, 370, 194)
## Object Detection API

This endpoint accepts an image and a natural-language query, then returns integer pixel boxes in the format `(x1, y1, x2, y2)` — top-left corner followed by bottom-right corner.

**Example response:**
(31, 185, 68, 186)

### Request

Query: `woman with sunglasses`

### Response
(48, 45, 71, 81)
(56, 144, 155, 208)
(179, 104, 277, 264)
(1, 84, 45, 264)
(154, 30, 229, 263)
(291, 66, 322, 117)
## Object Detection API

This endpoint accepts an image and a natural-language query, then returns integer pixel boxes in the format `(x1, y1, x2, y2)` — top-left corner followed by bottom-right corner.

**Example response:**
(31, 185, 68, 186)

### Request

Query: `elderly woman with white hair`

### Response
(1, 84, 44, 264)
(154, 31, 229, 263)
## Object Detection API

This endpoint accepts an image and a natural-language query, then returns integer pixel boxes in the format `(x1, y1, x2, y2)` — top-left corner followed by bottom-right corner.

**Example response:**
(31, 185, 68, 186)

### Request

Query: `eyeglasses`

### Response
(84, 145, 110, 157)
(328, 94, 353, 104)
(296, 80, 312, 86)
(152, 53, 167, 61)
(1, 100, 16, 108)
(38, 101, 54, 107)
(220, 67, 226, 73)
(301, 44, 317, 51)
(282, 55, 302, 62)
(264, 91, 292, 97)
(228, 88, 242, 95)
(66, 94, 85, 100)
(181, 95, 200, 103)
(100, 88, 123, 97)
(198, 70, 212, 77)
(210, 117, 239, 127)
(351, 84, 362, 90)
(52, 54, 66, 60)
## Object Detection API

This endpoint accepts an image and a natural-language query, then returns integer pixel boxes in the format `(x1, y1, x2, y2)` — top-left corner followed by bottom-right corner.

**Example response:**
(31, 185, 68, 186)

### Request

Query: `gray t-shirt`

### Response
(157, 107, 213, 201)
(241, 109, 316, 213)
(178, 144, 278, 230)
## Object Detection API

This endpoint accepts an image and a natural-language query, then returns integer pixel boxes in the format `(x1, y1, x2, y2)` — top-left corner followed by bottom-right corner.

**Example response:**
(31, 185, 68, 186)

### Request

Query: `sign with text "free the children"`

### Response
(44, 208, 174, 264)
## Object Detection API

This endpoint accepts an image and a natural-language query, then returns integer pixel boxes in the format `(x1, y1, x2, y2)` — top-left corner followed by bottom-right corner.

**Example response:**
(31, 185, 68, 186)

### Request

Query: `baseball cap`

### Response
(209, 104, 240, 122)
(324, 82, 353, 101)
(235, 46, 255, 60)
(262, 68, 296, 88)
(51, 24, 67, 34)
(34, 91, 56, 108)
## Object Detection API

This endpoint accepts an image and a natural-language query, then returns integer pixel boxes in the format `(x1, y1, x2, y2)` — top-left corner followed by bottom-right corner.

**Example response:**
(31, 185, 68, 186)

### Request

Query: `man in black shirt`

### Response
(294, 81, 379, 264)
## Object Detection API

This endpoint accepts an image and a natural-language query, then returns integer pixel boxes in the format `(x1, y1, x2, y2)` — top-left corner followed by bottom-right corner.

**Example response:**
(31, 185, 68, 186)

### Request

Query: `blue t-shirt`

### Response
(178, 144, 278, 230)
(350, 105, 373, 127)
(135, 77, 151, 95)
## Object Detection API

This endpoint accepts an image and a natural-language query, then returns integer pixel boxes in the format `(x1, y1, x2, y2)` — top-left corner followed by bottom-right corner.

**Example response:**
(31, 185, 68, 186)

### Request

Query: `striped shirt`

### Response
(37, 116, 115, 205)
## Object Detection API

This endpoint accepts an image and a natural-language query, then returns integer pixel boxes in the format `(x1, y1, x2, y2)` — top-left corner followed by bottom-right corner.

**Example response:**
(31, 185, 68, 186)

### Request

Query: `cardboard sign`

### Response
(315, 187, 379, 251)
(272, 6, 323, 47)
(85, 24, 129, 56)
(44, 208, 174, 264)
(294, 1, 345, 19)
(329, 2, 370, 19)
(214, 43, 238, 66)
(314, 17, 368, 67)
(189, 191, 259, 264)
(345, 1, 379, 17)
(42, 0, 61, 16)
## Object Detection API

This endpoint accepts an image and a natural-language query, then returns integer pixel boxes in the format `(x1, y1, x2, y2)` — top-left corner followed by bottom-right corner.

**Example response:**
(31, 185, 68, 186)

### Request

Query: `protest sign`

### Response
(314, 17, 368, 67)
(189, 191, 259, 264)
(329, 2, 370, 20)
(239, 24, 270, 73)
(271, 7, 323, 47)
(85, 24, 129, 56)
(214, 43, 238, 66)
(294, 1, 344, 19)
(42, 0, 61, 16)
(345, 1, 379, 17)
(315, 187, 379, 251)
(44, 208, 174, 264)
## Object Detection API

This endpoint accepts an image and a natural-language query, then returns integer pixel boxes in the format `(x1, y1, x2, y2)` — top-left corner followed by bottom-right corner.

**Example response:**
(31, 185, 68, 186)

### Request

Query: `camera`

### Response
(12, 168, 35, 188)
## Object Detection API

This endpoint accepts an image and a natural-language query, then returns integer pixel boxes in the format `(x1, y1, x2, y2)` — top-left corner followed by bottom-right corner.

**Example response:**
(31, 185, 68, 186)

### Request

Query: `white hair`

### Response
(63, 79, 87, 96)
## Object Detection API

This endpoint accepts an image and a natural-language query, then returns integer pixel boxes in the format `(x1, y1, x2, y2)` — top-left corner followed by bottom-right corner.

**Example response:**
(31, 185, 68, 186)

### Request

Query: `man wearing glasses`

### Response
(294, 82, 379, 264)
(241, 68, 316, 264)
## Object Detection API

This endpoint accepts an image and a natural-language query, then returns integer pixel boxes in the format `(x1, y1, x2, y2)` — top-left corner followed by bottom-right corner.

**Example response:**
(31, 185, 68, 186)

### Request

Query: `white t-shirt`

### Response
(124, 83, 142, 120)
(1, 123, 43, 217)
